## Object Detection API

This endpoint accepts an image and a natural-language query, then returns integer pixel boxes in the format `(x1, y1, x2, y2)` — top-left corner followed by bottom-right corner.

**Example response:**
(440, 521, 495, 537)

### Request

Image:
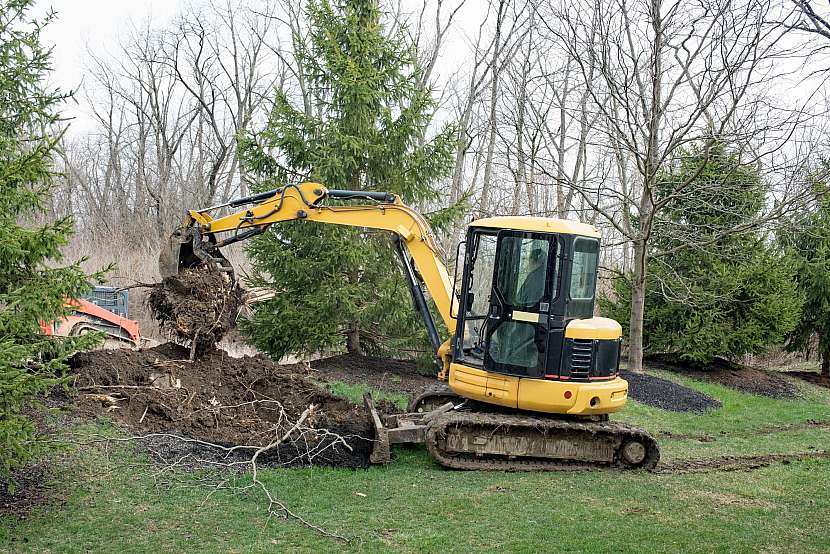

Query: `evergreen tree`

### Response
(239, 0, 455, 360)
(785, 170, 830, 378)
(602, 142, 802, 364)
(0, 1, 103, 487)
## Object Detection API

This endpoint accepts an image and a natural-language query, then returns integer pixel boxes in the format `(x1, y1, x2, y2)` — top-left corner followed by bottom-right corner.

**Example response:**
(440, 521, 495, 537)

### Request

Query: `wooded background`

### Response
(44, 0, 830, 371)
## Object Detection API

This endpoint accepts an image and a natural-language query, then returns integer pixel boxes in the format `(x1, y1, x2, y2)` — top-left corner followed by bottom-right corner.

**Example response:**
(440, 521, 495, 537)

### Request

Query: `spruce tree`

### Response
(785, 171, 830, 378)
(239, 0, 455, 360)
(0, 1, 103, 487)
(602, 142, 802, 364)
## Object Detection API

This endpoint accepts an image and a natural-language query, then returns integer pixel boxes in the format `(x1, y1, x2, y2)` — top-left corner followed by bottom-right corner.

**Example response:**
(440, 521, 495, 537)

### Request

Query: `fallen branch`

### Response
(248, 404, 348, 541)
(115, 282, 160, 292)
(62, 401, 357, 542)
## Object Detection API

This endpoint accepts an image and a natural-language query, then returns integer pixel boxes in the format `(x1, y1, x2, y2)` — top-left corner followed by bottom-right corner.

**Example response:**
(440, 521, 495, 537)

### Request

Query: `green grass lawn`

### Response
(2, 372, 829, 553)
(322, 381, 409, 410)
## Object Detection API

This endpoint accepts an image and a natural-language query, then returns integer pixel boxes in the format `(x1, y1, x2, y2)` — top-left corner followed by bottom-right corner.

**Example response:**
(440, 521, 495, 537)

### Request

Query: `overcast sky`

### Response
(34, 0, 209, 131)
(37, 0, 195, 87)
(33, 0, 479, 135)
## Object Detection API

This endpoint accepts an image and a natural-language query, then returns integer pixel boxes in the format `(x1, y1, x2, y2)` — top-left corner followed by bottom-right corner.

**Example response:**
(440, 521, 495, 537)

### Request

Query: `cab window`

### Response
(567, 237, 598, 318)
(495, 236, 551, 308)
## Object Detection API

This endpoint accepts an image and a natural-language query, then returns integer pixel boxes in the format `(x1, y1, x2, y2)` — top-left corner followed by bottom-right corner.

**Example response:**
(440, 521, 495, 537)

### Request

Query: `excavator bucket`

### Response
(158, 227, 235, 280)
(158, 233, 199, 279)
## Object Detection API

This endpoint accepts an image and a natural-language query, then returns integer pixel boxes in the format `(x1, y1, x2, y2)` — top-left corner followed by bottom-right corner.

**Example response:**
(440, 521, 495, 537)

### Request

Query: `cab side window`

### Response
(568, 238, 599, 319)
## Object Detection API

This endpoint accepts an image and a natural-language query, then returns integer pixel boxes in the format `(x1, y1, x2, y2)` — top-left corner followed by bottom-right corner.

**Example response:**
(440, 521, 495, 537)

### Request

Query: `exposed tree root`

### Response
(68, 401, 355, 542)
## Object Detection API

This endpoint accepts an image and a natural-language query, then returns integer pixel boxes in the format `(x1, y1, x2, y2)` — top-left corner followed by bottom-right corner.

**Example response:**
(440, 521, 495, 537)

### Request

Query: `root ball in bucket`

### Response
(149, 266, 243, 354)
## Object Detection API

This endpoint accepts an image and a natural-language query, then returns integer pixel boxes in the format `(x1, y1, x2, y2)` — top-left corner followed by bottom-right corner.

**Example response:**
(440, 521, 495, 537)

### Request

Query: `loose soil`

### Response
(645, 354, 800, 399)
(68, 343, 380, 469)
(654, 449, 830, 474)
(621, 370, 721, 413)
(784, 371, 830, 391)
(148, 267, 243, 354)
(657, 418, 830, 441)
(311, 354, 435, 396)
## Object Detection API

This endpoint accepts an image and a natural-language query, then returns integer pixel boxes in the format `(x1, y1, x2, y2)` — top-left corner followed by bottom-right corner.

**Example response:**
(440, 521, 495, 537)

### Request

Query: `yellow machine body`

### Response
(449, 316, 627, 415)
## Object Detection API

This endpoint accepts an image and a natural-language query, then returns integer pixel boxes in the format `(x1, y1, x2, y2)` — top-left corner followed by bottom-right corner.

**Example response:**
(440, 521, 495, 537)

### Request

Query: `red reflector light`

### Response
(564, 390, 572, 399)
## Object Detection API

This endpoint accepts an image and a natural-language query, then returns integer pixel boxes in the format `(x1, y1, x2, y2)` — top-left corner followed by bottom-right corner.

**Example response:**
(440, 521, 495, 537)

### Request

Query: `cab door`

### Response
(484, 231, 558, 378)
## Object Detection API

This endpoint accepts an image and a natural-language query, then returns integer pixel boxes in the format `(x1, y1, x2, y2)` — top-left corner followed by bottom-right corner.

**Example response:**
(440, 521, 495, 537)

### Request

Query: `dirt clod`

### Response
(148, 266, 243, 354)
(68, 344, 376, 469)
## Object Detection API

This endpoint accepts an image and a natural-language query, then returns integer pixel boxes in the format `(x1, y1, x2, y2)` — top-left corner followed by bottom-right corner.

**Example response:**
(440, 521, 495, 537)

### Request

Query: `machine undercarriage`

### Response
(366, 389, 660, 472)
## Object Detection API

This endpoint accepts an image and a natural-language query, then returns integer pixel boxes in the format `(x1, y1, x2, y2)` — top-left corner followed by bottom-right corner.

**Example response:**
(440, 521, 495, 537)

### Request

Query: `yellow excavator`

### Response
(160, 182, 659, 471)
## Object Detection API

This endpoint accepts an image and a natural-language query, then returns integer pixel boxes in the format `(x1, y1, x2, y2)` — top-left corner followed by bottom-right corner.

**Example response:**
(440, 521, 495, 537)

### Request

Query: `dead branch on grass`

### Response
(63, 401, 357, 542)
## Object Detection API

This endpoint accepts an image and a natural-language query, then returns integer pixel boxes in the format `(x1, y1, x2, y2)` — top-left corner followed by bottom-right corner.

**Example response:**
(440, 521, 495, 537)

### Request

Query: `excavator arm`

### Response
(161, 181, 456, 360)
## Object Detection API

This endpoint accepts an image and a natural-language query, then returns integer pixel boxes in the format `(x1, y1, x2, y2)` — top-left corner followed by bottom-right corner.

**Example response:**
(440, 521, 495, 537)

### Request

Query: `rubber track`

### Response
(425, 411, 660, 472)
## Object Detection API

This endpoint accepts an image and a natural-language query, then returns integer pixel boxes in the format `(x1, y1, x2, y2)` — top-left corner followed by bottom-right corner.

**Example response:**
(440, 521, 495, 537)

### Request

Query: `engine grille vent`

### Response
(569, 338, 594, 380)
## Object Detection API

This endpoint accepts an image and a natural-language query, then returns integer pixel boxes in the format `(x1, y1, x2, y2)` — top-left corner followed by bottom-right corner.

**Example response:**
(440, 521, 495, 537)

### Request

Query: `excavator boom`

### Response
(161, 182, 456, 357)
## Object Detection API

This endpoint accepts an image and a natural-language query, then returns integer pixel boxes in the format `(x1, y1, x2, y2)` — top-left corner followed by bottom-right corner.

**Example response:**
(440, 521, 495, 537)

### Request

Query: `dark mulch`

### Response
(1, 463, 50, 517)
(621, 370, 721, 413)
(785, 371, 830, 390)
(645, 354, 800, 399)
(311, 353, 436, 396)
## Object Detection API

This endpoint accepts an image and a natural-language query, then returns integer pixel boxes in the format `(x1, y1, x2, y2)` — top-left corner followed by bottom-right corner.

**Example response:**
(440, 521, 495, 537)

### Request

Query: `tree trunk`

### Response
(346, 325, 363, 356)
(478, 0, 506, 217)
(628, 239, 648, 373)
(822, 351, 830, 379)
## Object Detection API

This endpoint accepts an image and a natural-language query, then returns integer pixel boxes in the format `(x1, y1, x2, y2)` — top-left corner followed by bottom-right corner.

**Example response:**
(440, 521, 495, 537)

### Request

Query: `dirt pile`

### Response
(645, 354, 800, 399)
(68, 343, 376, 468)
(784, 370, 830, 390)
(621, 370, 721, 413)
(312, 354, 435, 396)
(148, 267, 243, 354)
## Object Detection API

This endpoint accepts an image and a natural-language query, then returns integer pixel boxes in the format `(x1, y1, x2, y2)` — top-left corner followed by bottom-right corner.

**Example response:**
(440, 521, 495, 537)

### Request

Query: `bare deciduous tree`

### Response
(541, 0, 817, 370)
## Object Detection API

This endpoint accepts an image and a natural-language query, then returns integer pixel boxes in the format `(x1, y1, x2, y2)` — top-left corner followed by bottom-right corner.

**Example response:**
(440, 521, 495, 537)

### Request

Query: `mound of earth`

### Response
(148, 267, 243, 354)
(68, 343, 378, 469)
(784, 371, 830, 390)
(312, 354, 435, 396)
(621, 370, 721, 413)
(645, 354, 800, 399)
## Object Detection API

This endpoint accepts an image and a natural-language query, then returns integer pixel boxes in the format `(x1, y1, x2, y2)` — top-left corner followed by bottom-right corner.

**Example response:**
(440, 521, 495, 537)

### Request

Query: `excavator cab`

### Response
(447, 218, 627, 416)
